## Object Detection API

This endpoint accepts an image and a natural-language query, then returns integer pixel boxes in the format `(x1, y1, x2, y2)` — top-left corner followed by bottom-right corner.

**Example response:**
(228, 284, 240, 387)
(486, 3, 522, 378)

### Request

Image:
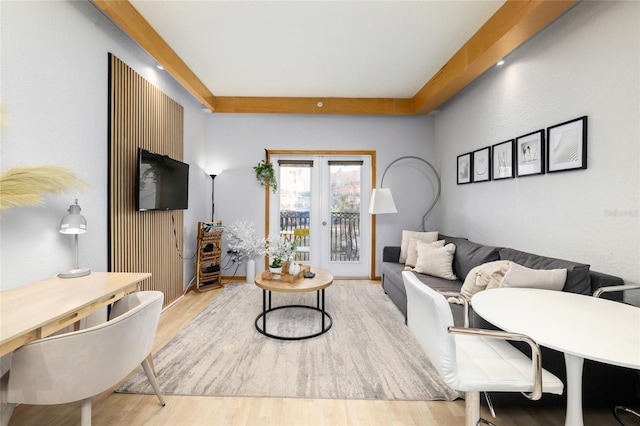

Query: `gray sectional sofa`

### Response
(382, 233, 638, 407)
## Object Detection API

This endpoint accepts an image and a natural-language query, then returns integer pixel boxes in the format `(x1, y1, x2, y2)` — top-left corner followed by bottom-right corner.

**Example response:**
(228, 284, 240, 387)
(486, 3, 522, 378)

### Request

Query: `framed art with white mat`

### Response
(457, 152, 472, 185)
(472, 146, 491, 182)
(516, 129, 545, 177)
(492, 139, 515, 180)
(547, 116, 587, 173)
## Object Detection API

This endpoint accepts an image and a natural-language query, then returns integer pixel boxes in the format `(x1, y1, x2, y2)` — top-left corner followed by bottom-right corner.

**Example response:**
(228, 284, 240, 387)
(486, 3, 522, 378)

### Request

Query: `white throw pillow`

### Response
(405, 238, 445, 268)
(399, 230, 438, 264)
(460, 260, 512, 299)
(500, 262, 567, 291)
(413, 241, 457, 280)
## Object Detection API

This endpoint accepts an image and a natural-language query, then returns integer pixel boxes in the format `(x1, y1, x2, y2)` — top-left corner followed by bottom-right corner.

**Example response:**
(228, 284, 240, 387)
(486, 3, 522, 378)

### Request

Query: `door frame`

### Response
(264, 149, 378, 280)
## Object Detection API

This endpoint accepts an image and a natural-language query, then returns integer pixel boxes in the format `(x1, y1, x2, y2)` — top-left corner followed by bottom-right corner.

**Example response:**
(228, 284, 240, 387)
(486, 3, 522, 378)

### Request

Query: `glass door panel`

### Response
(278, 161, 311, 262)
(329, 162, 362, 263)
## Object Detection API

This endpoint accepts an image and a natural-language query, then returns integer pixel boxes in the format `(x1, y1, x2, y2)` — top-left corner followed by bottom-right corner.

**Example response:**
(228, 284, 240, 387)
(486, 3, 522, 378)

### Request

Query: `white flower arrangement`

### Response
(267, 235, 297, 268)
(225, 221, 266, 259)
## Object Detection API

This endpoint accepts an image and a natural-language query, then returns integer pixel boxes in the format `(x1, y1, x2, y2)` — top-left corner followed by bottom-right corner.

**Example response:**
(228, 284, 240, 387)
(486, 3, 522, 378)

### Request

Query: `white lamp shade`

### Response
(59, 201, 87, 234)
(369, 188, 398, 214)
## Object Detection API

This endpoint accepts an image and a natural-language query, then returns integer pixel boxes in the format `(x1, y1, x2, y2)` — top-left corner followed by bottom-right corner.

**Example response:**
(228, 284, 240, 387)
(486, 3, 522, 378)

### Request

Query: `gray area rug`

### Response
(117, 283, 462, 401)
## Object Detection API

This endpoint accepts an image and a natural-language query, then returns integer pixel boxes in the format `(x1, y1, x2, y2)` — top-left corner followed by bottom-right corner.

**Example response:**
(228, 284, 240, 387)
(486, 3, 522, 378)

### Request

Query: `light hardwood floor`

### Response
(7, 281, 619, 425)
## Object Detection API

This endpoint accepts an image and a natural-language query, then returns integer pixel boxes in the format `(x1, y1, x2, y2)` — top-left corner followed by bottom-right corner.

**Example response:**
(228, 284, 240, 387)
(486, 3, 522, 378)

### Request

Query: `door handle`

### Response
(322, 221, 327, 226)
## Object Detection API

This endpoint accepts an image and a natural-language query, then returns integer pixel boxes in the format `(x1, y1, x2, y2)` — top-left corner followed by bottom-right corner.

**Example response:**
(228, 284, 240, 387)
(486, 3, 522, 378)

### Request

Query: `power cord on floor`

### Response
(171, 213, 196, 261)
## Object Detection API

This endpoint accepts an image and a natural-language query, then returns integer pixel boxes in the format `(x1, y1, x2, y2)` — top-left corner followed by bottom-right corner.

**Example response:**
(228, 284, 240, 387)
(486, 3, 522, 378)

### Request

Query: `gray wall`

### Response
(207, 113, 436, 278)
(434, 1, 639, 302)
(0, 1, 211, 290)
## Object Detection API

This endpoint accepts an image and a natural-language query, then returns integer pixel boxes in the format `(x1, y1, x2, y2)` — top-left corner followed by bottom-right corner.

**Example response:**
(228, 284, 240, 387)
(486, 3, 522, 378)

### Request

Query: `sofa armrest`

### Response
(589, 271, 625, 301)
(383, 246, 401, 263)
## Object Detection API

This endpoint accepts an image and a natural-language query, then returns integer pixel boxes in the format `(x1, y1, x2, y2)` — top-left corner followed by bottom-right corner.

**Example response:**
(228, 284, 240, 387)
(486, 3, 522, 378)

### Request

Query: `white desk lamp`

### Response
(59, 199, 91, 278)
(368, 156, 441, 231)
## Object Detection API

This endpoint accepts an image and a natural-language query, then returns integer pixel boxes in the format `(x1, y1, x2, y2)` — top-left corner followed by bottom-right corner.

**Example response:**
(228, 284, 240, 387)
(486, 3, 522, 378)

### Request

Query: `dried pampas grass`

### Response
(0, 165, 88, 211)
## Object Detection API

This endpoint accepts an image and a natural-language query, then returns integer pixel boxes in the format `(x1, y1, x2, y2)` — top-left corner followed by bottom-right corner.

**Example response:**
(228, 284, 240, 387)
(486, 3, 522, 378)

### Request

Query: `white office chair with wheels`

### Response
(402, 271, 564, 426)
(1, 291, 166, 426)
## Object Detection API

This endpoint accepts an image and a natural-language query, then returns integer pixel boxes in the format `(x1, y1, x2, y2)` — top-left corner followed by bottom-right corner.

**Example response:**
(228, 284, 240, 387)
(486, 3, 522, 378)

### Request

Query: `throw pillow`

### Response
(500, 262, 567, 291)
(405, 238, 445, 268)
(460, 260, 512, 299)
(413, 241, 457, 280)
(399, 230, 438, 264)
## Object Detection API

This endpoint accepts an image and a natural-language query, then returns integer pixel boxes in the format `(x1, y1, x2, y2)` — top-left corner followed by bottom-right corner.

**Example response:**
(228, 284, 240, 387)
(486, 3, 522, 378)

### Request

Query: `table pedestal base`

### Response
(564, 353, 585, 426)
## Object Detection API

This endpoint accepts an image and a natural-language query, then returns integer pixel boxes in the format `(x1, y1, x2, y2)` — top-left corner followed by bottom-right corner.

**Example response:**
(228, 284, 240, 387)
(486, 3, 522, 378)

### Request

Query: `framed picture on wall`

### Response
(547, 116, 588, 173)
(491, 140, 515, 180)
(516, 130, 545, 177)
(472, 147, 491, 182)
(457, 153, 472, 184)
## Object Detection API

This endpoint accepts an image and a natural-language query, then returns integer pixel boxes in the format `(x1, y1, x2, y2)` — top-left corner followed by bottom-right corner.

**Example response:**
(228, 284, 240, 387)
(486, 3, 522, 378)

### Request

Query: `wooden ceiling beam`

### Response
(214, 97, 413, 115)
(92, 0, 216, 112)
(93, 0, 575, 116)
(412, 0, 576, 115)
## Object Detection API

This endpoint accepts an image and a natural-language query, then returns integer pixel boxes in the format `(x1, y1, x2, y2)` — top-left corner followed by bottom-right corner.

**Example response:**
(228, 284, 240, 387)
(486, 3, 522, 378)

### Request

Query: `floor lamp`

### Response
(210, 174, 216, 222)
(368, 156, 441, 231)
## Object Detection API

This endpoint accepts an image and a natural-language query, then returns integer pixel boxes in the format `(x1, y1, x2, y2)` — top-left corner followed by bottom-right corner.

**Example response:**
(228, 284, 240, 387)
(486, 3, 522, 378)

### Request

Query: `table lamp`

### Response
(369, 156, 441, 231)
(59, 199, 91, 278)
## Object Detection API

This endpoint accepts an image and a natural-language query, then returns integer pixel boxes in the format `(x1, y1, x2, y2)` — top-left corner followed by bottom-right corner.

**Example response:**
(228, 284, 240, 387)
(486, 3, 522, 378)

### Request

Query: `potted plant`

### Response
(225, 221, 266, 283)
(267, 235, 297, 272)
(253, 160, 278, 193)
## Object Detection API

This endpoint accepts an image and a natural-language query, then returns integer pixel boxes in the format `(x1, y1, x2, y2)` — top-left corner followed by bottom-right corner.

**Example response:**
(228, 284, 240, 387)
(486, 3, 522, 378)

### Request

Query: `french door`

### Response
(268, 153, 371, 278)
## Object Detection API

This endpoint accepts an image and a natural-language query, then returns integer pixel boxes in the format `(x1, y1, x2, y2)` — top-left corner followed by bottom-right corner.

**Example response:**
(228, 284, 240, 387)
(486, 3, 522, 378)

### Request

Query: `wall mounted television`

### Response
(136, 148, 189, 211)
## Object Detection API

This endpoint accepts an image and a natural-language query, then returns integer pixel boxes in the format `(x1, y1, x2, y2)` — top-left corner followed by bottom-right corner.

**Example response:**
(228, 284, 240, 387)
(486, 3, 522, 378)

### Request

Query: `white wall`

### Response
(0, 1, 211, 290)
(207, 113, 437, 278)
(434, 1, 639, 302)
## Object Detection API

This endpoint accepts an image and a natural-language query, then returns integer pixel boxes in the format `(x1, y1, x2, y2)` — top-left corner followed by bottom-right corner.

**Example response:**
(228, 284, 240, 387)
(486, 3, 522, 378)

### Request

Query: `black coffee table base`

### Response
(255, 289, 333, 340)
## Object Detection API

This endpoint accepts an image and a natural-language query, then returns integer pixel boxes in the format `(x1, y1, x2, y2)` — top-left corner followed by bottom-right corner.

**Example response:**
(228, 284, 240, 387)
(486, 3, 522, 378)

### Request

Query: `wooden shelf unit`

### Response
(195, 222, 223, 292)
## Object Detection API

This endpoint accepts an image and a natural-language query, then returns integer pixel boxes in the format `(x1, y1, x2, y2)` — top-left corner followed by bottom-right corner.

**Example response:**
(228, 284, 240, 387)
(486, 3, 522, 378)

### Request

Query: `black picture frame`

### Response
(547, 116, 588, 173)
(472, 147, 491, 182)
(516, 130, 545, 177)
(491, 140, 515, 180)
(457, 153, 472, 185)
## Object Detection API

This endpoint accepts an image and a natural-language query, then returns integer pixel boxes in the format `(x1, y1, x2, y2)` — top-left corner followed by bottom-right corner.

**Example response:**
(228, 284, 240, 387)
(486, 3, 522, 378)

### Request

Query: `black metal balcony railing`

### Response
(331, 212, 360, 262)
(279, 210, 360, 262)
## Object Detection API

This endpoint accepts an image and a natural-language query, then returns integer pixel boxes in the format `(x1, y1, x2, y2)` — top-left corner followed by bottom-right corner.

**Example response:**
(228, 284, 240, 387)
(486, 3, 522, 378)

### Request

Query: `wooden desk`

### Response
(0, 272, 150, 356)
(472, 288, 640, 426)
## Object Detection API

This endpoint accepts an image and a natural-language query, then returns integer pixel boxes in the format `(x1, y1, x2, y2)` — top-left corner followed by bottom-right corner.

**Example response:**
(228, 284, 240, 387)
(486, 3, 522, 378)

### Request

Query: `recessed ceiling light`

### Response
(496, 59, 505, 67)
(157, 64, 165, 70)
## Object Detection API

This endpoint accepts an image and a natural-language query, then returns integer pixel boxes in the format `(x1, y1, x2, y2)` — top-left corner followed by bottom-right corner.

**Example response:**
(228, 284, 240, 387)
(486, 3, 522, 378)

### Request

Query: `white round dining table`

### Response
(472, 287, 640, 426)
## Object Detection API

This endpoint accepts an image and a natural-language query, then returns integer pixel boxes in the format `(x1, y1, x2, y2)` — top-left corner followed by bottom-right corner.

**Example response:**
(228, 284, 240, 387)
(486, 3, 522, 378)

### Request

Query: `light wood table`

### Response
(254, 268, 333, 340)
(472, 288, 640, 426)
(0, 272, 150, 356)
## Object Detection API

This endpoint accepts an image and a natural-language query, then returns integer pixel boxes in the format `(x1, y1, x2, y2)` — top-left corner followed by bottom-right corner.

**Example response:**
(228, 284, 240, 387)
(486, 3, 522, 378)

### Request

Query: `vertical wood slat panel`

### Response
(109, 55, 184, 306)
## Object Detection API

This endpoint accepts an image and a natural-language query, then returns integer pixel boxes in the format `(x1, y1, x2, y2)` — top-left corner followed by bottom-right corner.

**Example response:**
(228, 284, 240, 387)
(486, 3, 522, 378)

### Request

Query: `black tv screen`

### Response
(136, 148, 189, 211)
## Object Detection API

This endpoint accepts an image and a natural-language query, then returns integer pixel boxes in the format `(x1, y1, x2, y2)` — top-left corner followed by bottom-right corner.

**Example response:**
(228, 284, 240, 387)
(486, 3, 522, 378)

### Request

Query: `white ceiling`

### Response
(129, 1, 505, 99)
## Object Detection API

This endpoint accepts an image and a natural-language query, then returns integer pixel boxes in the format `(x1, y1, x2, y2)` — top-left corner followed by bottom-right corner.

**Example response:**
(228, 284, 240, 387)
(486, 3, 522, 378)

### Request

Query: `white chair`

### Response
(1, 291, 166, 426)
(593, 284, 640, 426)
(402, 271, 564, 426)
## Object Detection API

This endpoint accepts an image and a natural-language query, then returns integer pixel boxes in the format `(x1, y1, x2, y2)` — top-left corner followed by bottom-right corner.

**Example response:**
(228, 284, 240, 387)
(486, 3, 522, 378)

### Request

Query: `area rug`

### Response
(117, 282, 462, 401)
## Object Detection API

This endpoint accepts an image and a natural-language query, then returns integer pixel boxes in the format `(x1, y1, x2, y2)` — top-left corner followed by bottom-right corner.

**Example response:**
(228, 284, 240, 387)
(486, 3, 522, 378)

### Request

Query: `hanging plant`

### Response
(253, 160, 277, 193)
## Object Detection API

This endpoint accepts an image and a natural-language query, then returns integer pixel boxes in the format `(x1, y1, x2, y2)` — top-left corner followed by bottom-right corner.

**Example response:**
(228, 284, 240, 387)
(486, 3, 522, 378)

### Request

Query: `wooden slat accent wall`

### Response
(108, 54, 184, 306)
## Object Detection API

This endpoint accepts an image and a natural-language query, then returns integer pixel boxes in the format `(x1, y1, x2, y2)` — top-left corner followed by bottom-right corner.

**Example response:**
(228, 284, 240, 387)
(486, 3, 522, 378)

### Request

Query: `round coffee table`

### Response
(254, 268, 333, 340)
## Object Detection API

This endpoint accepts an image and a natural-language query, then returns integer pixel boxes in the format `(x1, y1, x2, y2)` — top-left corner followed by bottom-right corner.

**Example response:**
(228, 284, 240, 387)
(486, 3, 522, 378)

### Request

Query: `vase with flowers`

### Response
(225, 221, 266, 283)
(267, 235, 297, 275)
